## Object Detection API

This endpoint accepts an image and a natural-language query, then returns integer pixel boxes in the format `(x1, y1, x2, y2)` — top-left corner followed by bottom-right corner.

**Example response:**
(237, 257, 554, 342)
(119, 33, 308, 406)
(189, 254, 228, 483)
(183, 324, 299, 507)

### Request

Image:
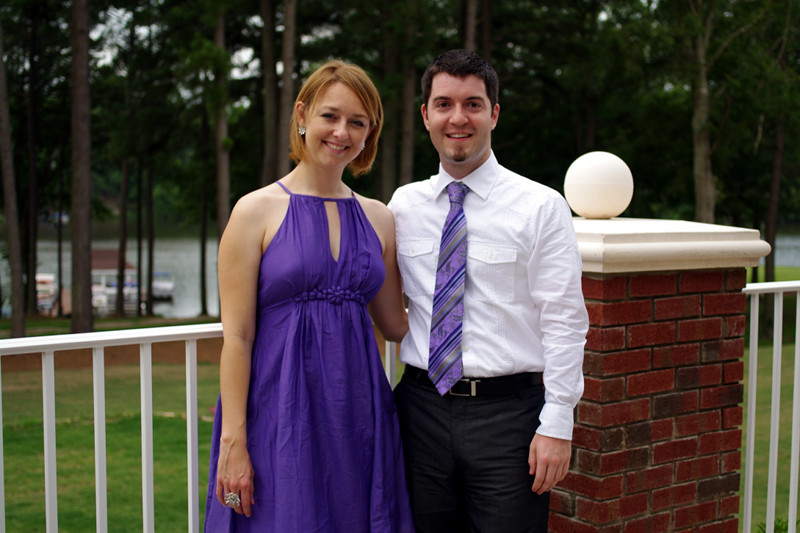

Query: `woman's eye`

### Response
(352, 120, 366, 128)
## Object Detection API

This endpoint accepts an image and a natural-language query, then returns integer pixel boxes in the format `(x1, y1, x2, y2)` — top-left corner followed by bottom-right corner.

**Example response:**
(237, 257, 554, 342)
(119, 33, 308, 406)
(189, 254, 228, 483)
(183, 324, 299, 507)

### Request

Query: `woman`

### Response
(204, 60, 414, 532)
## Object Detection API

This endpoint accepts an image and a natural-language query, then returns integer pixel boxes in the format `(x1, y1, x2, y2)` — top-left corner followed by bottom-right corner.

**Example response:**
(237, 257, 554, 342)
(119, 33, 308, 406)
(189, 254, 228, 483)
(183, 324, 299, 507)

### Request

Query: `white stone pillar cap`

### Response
(574, 218, 772, 274)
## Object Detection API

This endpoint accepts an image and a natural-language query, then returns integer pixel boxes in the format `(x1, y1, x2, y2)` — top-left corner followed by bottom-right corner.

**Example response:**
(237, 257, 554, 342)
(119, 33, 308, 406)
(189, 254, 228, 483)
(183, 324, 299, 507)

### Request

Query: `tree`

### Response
(276, 0, 297, 179)
(70, 0, 93, 332)
(0, 20, 25, 337)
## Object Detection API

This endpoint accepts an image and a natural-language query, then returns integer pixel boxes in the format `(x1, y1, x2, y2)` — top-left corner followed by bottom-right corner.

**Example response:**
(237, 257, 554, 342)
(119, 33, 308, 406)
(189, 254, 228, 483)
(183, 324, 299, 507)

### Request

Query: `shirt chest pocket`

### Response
(468, 243, 517, 302)
(397, 239, 436, 297)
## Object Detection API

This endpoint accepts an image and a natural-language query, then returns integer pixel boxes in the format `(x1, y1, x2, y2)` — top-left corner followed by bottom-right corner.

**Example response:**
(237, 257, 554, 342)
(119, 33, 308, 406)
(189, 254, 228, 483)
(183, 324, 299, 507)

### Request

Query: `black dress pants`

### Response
(394, 370, 550, 533)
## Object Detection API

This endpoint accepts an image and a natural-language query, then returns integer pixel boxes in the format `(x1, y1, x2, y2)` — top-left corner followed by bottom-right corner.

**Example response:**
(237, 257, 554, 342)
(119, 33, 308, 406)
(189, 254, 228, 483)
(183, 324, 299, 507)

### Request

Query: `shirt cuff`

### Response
(536, 402, 575, 441)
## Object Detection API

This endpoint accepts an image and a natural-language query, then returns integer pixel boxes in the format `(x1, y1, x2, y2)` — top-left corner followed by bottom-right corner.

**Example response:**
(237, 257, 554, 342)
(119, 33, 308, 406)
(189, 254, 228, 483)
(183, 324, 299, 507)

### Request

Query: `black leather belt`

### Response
(404, 366, 543, 397)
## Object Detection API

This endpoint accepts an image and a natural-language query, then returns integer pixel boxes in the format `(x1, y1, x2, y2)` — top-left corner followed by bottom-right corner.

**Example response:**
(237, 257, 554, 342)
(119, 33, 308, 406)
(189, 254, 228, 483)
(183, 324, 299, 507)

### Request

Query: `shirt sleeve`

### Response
(526, 195, 588, 441)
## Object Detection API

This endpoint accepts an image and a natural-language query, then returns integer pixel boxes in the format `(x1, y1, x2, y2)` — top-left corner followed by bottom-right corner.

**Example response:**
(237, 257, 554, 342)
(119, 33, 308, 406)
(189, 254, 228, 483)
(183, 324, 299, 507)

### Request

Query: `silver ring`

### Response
(225, 492, 241, 508)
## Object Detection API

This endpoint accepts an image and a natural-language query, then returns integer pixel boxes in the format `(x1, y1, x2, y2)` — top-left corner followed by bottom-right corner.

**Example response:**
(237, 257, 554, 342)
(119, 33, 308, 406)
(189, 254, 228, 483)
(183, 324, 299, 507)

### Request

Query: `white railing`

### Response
(742, 281, 800, 533)
(0, 323, 399, 533)
(1, 281, 798, 532)
(0, 323, 223, 533)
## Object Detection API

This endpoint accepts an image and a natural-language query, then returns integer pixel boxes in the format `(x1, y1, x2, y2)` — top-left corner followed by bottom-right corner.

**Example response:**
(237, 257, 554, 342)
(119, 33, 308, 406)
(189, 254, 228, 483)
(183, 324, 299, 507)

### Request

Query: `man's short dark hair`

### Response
(421, 49, 499, 109)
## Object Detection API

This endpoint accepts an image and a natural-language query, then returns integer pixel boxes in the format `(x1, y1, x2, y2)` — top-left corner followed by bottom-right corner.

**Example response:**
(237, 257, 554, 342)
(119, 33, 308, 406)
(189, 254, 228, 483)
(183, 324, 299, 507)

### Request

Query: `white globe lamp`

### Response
(564, 151, 633, 219)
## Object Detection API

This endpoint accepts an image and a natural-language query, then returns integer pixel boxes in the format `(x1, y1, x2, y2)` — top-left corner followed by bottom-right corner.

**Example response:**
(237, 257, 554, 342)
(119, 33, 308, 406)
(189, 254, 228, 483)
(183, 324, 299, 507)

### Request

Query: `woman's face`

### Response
(297, 82, 372, 172)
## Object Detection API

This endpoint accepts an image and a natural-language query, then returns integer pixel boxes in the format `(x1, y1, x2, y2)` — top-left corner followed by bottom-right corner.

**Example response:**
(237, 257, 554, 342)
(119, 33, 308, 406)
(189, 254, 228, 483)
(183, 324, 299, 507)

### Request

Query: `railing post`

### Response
(42, 350, 58, 533)
(92, 347, 108, 533)
(185, 340, 200, 533)
(140, 343, 155, 533)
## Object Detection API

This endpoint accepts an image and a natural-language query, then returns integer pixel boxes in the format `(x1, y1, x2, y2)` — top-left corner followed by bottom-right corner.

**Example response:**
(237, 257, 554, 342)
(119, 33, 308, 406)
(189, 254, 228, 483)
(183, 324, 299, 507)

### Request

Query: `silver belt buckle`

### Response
(449, 378, 479, 397)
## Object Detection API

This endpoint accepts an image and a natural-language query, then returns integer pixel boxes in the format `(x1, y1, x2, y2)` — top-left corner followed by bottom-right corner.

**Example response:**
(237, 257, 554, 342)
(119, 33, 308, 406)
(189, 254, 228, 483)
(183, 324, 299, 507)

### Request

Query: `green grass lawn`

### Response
(1, 362, 220, 532)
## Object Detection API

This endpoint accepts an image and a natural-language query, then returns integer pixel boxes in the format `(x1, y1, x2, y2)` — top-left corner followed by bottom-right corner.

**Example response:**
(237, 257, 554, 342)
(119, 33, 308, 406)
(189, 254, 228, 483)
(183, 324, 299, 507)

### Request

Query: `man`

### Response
(388, 49, 589, 533)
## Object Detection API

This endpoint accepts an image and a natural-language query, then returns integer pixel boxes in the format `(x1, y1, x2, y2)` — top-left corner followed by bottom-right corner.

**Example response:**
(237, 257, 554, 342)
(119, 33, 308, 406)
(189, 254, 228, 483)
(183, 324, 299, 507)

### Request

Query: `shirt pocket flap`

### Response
(469, 244, 517, 264)
(398, 239, 436, 257)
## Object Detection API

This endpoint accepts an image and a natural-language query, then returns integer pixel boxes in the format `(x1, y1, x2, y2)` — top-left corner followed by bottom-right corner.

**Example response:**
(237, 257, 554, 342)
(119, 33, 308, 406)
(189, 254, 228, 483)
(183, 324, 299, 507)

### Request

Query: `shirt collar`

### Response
(432, 151, 499, 201)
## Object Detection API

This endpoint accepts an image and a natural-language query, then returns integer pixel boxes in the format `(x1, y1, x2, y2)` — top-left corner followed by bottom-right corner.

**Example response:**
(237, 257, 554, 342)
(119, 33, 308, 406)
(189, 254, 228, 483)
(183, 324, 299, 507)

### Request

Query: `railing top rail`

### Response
(0, 322, 223, 356)
(743, 280, 800, 295)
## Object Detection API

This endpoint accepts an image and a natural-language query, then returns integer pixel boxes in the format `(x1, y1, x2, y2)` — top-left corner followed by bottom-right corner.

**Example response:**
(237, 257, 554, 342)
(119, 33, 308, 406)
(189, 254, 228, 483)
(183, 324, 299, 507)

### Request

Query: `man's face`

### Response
(421, 73, 499, 179)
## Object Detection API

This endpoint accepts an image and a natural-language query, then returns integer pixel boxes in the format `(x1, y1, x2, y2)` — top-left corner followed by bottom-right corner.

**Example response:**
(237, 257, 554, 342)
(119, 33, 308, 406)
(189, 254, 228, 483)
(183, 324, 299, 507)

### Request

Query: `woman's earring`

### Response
(361, 142, 365, 151)
(298, 126, 306, 136)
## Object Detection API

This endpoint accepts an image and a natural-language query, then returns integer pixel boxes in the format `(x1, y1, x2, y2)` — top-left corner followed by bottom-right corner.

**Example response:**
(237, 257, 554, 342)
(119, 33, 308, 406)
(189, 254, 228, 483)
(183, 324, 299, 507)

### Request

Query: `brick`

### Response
(652, 390, 699, 418)
(678, 317, 723, 342)
(702, 338, 744, 362)
(625, 419, 673, 447)
(721, 451, 740, 473)
(726, 269, 747, 291)
(549, 488, 575, 515)
(587, 300, 652, 326)
(560, 472, 624, 500)
(719, 494, 739, 516)
(625, 464, 674, 493)
(697, 473, 740, 500)
(652, 481, 697, 510)
(676, 411, 721, 437)
(676, 456, 719, 481)
(586, 326, 626, 351)
(630, 273, 678, 297)
(653, 437, 697, 464)
(620, 493, 648, 518)
(655, 295, 701, 320)
(674, 500, 718, 528)
(583, 275, 628, 301)
(698, 429, 742, 454)
(583, 376, 626, 402)
(623, 513, 671, 533)
(700, 384, 743, 409)
(627, 369, 675, 397)
(704, 293, 747, 315)
(628, 322, 677, 348)
(722, 406, 742, 429)
(584, 349, 652, 377)
(573, 425, 625, 452)
(680, 271, 725, 293)
(698, 517, 739, 533)
(549, 513, 619, 533)
(578, 398, 651, 427)
(576, 496, 621, 524)
(676, 364, 722, 389)
(723, 361, 743, 383)
(576, 447, 650, 476)
(724, 315, 747, 337)
(653, 343, 699, 368)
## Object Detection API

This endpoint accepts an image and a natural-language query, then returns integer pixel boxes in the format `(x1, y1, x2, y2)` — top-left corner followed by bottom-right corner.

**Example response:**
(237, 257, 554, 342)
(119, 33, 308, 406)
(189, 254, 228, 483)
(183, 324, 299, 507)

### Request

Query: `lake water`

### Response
(18, 238, 220, 318)
(2, 233, 800, 319)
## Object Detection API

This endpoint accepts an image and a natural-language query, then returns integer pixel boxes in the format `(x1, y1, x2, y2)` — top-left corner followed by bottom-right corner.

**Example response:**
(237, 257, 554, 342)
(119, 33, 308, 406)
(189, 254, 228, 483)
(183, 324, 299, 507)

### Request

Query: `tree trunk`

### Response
(691, 34, 715, 223)
(199, 109, 211, 316)
(380, 22, 399, 202)
(213, 13, 231, 239)
(115, 157, 129, 316)
(70, 0, 93, 333)
(464, 0, 478, 51)
(145, 157, 154, 315)
(136, 159, 144, 316)
(260, 0, 278, 185)
(277, 0, 297, 178)
(399, 61, 416, 186)
(764, 119, 784, 285)
(0, 21, 25, 337)
(25, 21, 40, 315)
(480, 0, 491, 61)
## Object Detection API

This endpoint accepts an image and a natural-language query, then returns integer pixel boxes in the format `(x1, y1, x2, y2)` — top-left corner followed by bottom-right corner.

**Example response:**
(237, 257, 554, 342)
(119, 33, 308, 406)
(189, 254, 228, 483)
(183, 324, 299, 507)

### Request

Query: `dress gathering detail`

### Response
(204, 182, 414, 532)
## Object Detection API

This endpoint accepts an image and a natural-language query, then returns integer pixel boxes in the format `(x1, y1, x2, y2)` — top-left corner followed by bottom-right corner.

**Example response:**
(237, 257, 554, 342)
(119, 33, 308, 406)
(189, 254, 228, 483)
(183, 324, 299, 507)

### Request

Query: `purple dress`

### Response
(204, 183, 414, 532)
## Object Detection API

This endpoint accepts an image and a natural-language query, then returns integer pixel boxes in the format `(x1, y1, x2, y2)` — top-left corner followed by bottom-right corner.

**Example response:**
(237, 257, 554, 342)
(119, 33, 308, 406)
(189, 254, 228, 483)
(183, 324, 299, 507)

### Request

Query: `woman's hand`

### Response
(216, 438, 255, 517)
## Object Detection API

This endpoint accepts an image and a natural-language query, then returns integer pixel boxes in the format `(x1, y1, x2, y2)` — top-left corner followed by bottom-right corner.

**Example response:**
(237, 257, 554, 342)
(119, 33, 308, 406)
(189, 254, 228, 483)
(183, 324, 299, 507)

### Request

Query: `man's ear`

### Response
(421, 103, 430, 131)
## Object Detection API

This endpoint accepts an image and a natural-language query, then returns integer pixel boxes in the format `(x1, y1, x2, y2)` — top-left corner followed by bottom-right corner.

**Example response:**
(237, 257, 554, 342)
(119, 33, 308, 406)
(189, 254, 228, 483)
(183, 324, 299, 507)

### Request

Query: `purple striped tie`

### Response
(429, 181, 468, 395)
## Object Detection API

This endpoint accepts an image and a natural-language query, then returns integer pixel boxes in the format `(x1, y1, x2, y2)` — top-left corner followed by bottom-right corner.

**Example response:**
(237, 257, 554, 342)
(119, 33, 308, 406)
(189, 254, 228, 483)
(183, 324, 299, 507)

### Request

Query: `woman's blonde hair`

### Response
(289, 60, 384, 177)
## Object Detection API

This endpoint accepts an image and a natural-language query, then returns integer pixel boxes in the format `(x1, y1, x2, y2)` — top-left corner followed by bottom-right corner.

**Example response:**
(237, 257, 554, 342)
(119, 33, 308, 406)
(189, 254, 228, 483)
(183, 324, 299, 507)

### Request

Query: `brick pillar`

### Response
(552, 219, 771, 532)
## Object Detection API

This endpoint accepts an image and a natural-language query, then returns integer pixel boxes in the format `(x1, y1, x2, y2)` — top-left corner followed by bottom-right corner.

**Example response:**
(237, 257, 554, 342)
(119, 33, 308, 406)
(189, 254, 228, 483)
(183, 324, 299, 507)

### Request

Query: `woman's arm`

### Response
(362, 198, 409, 343)
(214, 193, 270, 517)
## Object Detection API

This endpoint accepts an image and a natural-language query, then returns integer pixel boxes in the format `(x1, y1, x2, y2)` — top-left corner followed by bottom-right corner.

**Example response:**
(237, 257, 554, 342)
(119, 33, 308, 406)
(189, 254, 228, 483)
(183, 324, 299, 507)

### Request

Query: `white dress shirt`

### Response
(388, 152, 589, 440)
